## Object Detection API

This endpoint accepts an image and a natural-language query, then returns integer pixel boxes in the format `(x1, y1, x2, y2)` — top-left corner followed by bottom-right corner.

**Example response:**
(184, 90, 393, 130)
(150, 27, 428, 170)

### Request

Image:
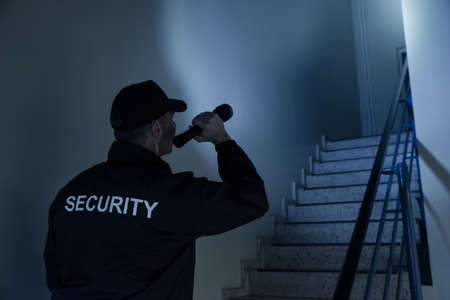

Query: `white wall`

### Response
(401, 1, 450, 299)
(0, 0, 360, 299)
(353, 0, 406, 135)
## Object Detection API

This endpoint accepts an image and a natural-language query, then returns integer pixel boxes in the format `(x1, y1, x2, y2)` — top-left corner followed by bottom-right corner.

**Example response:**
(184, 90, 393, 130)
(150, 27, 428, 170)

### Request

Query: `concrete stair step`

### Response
(313, 156, 414, 174)
(305, 169, 418, 188)
(297, 181, 420, 204)
(247, 269, 410, 299)
(225, 133, 420, 300)
(325, 132, 409, 151)
(287, 199, 421, 222)
(273, 220, 419, 244)
(320, 142, 413, 162)
(231, 296, 319, 300)
(261, 243, 400, 272)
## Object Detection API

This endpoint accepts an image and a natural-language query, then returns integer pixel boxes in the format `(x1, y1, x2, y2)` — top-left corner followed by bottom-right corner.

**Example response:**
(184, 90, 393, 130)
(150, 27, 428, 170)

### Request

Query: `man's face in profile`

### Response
(162, 111, 176, 155)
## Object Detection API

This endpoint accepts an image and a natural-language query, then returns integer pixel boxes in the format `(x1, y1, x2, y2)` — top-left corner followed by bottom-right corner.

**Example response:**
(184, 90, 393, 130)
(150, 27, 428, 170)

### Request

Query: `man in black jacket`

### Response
(43, 80, 269, 299)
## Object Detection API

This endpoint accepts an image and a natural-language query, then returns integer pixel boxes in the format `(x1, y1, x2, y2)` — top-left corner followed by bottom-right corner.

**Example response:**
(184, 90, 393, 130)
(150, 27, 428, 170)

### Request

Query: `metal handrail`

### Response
(381, 101, 417, 300)
(396, 161, 423, 300)
(332, 62, 410, 299)
(365, 95, 416, 300)
(364, 95, 409, 300)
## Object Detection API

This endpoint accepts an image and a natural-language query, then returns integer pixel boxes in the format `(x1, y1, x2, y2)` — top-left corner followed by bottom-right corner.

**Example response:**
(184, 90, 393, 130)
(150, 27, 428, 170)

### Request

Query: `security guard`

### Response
(43, 80, 269, 299)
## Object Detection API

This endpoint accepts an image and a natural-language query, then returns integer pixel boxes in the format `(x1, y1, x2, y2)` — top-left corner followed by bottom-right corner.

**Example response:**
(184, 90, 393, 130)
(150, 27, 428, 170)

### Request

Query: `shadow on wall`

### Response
(417, 139, 450, 253)
(423, 194, 450, 254)
(417, 139, 450, 193)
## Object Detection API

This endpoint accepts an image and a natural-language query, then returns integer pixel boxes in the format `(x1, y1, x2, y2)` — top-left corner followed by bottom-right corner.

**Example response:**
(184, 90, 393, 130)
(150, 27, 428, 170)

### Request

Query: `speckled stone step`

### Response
(273, 220, 418, 244)
(313, 156, 415, 174)
(231, 296, 318, 300)
(286, 200, 422, 223)
(247, 269, 410, 299)
(226, 133, 420, 300)
(305, 168, 418, 188)
(297, 181, 421, 204)
(325, 132, 409, 151)
(320, 142, 413, 162)
(261, 243, 400, 272)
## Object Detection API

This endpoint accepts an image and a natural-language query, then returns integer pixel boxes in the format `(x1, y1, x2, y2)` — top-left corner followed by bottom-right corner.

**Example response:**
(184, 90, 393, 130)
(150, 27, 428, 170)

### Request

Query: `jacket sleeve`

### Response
(150, 139, 269, 238)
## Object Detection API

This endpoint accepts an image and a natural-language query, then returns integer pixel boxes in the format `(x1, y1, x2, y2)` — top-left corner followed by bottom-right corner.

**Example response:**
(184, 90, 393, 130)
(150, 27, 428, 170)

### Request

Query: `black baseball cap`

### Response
(110, 80, 187, 132)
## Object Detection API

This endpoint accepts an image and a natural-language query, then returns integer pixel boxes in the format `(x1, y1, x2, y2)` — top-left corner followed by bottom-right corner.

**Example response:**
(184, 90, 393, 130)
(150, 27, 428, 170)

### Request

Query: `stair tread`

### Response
(283, 218, 402, 224)
(325, 133, 409, 151)
(301, 179, 420, 190)
(247, 270, 410, 299)
(318, 152, 413, 163)
(293, 198, 401, 206)
(231, 296, 326, 300)
(227, 134, 418, 299)
(253, 268, 402, 274)
(312, 155, 413, 174)
(323, 141, 411, 152)
(270, 242, 401, 246)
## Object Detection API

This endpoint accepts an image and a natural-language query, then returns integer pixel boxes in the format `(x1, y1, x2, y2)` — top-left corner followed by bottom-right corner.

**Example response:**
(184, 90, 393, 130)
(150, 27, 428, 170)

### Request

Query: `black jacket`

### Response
(43, 139, 269, 299)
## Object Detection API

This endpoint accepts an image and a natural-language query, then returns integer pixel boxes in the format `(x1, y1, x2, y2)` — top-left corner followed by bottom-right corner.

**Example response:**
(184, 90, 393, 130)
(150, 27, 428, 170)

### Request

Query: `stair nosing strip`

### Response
(282, 218, 400, 225)
(294, 199, 397, 207)
(318, 152, 413, 163)
(310, 168, 375, 176)
(303, 183, 369, 190)
(326, 133, 407, 142)
(324, 142, 413, 153)
(312, 167, 415, 176)
(270, 242, 401, 246)
(302, 180, 419, 190)
(253, 268, 402, 274)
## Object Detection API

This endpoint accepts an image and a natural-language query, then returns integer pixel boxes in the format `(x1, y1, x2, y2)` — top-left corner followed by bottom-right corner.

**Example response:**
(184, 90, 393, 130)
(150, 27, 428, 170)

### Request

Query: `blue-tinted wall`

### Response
(0, 1, 360, 299)
(402, 0, 450, 299)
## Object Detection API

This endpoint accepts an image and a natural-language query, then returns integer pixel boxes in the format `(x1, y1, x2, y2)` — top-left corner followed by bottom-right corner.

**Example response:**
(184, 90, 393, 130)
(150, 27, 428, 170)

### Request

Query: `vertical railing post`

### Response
(332, 60, 409, 300)
(396, 162, 423, 300)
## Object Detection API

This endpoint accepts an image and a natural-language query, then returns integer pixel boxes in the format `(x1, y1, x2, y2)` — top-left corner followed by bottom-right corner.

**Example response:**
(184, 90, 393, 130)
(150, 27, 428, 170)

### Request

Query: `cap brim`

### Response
(168, 98, 187, 112)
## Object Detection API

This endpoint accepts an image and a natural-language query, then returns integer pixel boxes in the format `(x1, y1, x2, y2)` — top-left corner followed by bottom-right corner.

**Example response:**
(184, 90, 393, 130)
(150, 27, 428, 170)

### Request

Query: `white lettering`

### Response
(64, 194, 154, 218)
(123, 197, 129, 214)
(130, 198, 143, 216)
(75, 195, 87, 211)
(97, 195, 110, 212)
(109, 196, 123, 214)
(143, 200, 159, 219)
(65, 196, 76, 211)
(86, 195, 97, 211)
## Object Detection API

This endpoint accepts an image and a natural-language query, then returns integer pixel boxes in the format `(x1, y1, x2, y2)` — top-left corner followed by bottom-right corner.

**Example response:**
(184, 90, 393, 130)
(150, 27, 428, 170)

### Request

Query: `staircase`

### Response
(222, 133, 421, 300)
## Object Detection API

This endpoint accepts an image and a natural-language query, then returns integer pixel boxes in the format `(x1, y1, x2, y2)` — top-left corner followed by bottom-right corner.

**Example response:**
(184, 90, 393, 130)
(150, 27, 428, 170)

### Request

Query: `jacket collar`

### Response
(107, 140, 172, 174)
